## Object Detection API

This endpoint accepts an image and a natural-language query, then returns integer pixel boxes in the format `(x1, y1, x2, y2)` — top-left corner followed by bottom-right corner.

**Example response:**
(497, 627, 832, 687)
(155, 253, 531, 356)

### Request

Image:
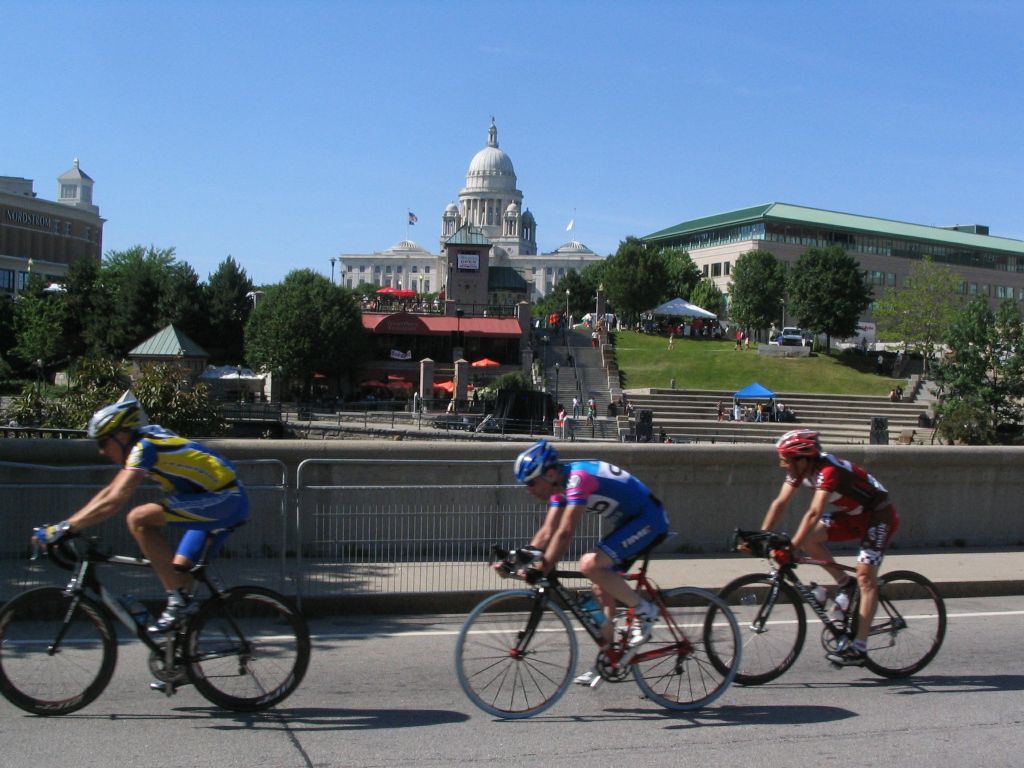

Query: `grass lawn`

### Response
(614, 331, 896, 395)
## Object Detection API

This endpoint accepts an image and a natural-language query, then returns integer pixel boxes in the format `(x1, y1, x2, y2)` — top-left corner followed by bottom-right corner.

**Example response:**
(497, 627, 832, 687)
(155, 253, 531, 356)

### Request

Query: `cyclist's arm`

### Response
(538, 502, 585, 573)
(760, 480, 798, 531)
(790, 488, 829, 550)
(66, 468, 147, 531)
(528, 500, 565, 554)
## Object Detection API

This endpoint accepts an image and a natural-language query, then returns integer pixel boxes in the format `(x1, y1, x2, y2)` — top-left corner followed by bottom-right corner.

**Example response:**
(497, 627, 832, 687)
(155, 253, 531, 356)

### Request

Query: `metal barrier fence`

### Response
(1, 457, 602, 609)
(294, 458, 602, 605)
(0, 460, 288, 602)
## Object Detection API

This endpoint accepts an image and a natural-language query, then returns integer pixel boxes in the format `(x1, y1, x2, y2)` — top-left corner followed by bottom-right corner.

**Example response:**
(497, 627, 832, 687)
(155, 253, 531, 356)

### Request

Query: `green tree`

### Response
(533, 270, 588, 322)
(245, 269, 369, 399)
(157, 261, 206, 344)
(872, 257, 962, 372)
(787, 246, 872, 351)
(132, 363, 226, 437)
(198, 256, 254, 364)
(932, 298, 1024, 444)
(60, 256, 103, 358)
(601, 237, 671, 324)
(89, 246, 178, 356)
(728, 250, 786, 332)
(10, 274, 68, 370)
(663, 247, 702, 301)
(689, 278, 724, 317)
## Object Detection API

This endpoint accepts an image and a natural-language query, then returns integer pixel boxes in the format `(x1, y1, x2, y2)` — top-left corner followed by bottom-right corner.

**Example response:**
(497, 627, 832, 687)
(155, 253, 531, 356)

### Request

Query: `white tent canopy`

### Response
(649, 297, 717, 319)
(200, 365, 265, 382)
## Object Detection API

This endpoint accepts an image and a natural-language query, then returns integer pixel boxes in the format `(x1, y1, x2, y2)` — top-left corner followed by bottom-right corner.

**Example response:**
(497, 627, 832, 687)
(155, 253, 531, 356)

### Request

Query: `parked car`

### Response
(780, 327, 809, 347)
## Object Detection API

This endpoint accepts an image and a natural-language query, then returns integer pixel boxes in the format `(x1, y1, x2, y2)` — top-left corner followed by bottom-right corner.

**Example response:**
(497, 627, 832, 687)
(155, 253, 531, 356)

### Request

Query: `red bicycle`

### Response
(454, 544, 741, 718)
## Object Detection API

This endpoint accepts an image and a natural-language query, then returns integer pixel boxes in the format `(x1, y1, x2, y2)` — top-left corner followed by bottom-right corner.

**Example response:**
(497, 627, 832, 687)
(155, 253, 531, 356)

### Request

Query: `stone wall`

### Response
(3, 439, 1022, 550)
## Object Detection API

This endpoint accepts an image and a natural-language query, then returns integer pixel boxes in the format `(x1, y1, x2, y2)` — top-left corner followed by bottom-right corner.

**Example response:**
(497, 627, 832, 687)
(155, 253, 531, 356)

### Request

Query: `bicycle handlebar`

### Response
(732, 528, 792, 560)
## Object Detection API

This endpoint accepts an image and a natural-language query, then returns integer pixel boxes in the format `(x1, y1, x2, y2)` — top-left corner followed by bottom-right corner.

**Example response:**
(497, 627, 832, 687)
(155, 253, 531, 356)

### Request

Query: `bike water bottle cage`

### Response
(514, 440, 560, 484)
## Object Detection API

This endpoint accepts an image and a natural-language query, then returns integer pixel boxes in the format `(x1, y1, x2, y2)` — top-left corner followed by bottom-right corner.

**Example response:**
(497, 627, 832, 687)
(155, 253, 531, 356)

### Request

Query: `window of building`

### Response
(396, 266, 403, 273)
(60, 184, 76, 200)
(886, 273, 896, 287)
(969, 283, 978, 295)
(0, 269, 14, 292)
(385, 266, 392, 273)
(411, 265, 418, 273)
(424, 266, 431, 274)
(724, 262, 731, 276)
(359, 265, 366, 273)
(701, 265, 709, 277)
(374, 265, 381, 273)
(711, 263, 722, 277)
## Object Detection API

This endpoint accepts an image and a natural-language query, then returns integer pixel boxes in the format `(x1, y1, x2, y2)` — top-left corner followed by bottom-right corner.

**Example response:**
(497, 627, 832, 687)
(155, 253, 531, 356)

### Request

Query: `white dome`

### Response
(554, 240, 594, 255)
(505, 200, 520, 214)
(384, 239, 431, 254)
(445, 202, 459, 214)
(465, 118, 516, 191)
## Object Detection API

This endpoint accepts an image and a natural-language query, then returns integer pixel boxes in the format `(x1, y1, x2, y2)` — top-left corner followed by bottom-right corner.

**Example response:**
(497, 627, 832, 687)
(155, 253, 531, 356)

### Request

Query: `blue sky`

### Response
(3, 0, 1021, 286)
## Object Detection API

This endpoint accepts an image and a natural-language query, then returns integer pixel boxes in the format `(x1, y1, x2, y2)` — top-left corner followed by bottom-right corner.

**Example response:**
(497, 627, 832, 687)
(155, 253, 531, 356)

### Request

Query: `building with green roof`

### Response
(643, 202, 1024, 323)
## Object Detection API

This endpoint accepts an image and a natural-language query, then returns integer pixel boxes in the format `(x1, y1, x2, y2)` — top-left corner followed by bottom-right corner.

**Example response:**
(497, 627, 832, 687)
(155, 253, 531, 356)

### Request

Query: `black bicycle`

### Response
(0, 528, 310, 716)
(455, 544, 741, 718)
(707, 529, 946, 684)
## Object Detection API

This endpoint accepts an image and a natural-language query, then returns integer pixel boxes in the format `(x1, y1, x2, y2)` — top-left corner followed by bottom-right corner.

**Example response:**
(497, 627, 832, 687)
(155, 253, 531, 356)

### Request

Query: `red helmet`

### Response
(775, 429, 821, 460)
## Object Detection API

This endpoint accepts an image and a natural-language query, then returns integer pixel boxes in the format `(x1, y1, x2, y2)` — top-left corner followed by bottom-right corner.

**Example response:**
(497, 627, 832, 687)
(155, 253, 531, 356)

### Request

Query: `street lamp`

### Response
(554, 362, 560, 409)
(330, 257, 337, 284)
(565, 288, 571, 327)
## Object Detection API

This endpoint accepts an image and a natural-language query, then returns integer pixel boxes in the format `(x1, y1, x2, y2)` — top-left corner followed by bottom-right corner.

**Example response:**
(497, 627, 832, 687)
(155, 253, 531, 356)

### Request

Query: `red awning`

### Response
(471, 357, 501, 367)
(363, 313, 522, 338)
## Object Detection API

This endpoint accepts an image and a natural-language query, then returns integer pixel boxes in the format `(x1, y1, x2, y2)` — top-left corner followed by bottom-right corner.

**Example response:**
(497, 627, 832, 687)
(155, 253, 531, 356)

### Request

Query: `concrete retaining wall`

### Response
(2, 438, 1022, 551)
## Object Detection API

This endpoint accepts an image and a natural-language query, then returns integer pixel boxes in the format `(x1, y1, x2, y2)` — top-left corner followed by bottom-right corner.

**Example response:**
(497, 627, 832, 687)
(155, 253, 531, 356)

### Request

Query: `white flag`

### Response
(566, 219, 575, 231)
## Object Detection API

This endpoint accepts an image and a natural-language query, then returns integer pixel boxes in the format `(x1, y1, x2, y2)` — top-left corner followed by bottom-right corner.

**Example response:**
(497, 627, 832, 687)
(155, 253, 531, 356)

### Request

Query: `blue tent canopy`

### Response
(734, 382, 775, 400)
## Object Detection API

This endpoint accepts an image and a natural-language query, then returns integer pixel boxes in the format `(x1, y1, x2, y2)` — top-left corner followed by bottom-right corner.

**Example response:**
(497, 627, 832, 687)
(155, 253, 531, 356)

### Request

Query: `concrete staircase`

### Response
(545, 325, 618, 440)
(616, 388, 933, 445)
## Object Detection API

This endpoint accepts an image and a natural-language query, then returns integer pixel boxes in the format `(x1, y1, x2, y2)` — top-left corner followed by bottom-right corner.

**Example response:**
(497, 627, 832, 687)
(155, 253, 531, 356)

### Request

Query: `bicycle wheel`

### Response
(712, 573, 807, 685)
(455, 590, 577, 719)
(186, 586, 310, 712)
(631, 586, 740, 710)
(0, 587, 117, 716)
(862, 570, 946, 678)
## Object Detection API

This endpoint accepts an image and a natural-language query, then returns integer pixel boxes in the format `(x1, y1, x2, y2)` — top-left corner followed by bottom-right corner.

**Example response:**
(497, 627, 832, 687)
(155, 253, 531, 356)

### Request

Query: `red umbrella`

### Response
(376, 286, 416, 298)
(433, 380, 454, 393)
(360, 379, 388, 388)
(471, 358, 501, 368)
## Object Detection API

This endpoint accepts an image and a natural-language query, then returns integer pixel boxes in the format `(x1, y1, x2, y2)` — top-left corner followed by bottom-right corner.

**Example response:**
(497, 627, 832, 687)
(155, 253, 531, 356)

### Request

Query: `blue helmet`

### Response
(514, 440, 560, 484)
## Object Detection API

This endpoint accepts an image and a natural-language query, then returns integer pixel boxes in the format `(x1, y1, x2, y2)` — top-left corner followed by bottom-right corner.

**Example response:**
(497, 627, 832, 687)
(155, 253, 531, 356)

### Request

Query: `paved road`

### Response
(2, 595, 1022, 767)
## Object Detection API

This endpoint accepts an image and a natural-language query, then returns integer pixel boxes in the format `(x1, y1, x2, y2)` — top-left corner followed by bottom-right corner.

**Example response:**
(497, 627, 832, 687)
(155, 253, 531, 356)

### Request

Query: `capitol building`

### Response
(337, 119, 602, 300)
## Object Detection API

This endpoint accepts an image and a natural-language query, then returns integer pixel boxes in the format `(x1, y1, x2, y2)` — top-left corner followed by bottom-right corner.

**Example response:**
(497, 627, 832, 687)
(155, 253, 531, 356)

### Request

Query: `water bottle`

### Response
(810, 582, 827, 605)
(119, 595, 149, 627)
(579, 593, 605, 627)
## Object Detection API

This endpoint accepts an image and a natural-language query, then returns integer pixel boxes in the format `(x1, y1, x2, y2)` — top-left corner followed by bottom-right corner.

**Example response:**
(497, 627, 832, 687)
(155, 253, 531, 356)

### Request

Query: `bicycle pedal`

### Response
(150, 681, 177, 696)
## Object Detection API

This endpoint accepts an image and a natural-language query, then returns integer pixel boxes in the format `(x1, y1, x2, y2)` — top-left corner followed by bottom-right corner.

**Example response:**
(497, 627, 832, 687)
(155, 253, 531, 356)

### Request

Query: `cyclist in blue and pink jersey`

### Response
(33, 392, 249, 636)
(505, 440, 670, 684)
(759, 429, 900, 667)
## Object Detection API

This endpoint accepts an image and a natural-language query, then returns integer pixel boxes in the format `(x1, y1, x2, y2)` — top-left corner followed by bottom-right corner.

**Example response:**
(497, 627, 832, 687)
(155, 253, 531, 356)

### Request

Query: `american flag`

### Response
(408, 211, 418, 225)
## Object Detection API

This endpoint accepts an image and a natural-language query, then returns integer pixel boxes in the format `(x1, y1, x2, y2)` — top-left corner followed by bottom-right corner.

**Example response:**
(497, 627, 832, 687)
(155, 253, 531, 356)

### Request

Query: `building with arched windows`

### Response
(338, 118, 602, 301)
(0, 159, 103, 296)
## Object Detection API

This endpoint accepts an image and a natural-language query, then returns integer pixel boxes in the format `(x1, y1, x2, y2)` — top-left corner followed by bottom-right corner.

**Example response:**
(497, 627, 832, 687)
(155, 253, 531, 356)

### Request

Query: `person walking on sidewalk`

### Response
(498, 440, 669, 686)
(754, 429, 900, 667)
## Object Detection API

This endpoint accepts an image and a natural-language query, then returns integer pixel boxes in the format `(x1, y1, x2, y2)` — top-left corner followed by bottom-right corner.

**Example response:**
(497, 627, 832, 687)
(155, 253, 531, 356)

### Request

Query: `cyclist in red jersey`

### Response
(759, 429, 900, 666)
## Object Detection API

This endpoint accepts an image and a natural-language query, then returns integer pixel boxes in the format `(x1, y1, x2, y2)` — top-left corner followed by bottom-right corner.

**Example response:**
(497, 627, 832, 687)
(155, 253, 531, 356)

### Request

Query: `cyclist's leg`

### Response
(581, 510, 667, 611)
(813, 513, 859, 586)
(164, 487, 250, 567)
(852, 506, 899, 646)
(126, 501, 191, 592)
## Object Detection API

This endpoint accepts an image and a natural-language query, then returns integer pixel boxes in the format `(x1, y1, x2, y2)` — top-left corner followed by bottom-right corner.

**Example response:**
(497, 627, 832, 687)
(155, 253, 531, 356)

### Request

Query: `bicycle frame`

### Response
(764, 556, 858, 642)
(520, 555, 688, 674)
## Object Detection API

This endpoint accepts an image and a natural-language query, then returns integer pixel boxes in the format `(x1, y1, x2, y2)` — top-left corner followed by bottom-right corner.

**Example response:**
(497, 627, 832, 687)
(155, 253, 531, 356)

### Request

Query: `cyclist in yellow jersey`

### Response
(33, 393, 249, 634)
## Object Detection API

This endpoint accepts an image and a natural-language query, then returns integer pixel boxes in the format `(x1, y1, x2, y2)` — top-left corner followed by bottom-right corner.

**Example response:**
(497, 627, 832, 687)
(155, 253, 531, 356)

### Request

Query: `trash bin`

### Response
(607, 402, 618, 417)
(869, 416, 889, 445)
(636, 409, 654, 443)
